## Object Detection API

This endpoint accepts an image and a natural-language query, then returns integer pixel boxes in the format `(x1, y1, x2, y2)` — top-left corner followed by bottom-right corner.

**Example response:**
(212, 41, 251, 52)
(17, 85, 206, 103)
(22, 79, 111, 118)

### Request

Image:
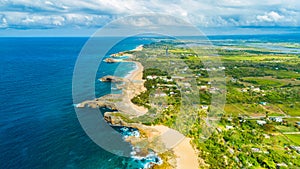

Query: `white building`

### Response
(269, 117, 283, 123)
(251, 148, 261, 153)
(201, 105, 209, 110)
(252, 87, 261, 92)
(154, 93, 167, 97)
(146, 75, 158, 80)
(200, 86, 208, 90)
(226, 125, 234, 130)
(257, 120, 267, 126)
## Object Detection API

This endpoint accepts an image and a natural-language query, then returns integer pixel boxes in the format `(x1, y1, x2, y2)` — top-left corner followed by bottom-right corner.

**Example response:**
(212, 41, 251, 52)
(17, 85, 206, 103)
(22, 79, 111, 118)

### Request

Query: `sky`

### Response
(0, 0, 300, 36)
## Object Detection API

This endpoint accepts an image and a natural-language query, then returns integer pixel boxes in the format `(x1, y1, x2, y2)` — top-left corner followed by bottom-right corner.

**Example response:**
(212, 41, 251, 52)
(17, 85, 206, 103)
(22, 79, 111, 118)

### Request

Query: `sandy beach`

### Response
(119, 61, 148, 116)
(130, 45, 143, 52)
(151, 125, 199, 169)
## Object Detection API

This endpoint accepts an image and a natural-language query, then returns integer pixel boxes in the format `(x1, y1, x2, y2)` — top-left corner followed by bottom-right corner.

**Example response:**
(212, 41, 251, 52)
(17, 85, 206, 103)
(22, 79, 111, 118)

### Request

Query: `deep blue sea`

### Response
(0, 37, 152, 169)
(0, 34, 299, 169)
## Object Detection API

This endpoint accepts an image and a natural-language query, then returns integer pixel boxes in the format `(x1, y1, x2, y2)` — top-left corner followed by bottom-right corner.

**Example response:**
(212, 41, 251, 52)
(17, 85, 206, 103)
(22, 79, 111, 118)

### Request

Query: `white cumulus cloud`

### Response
(257, 11, 284, 22)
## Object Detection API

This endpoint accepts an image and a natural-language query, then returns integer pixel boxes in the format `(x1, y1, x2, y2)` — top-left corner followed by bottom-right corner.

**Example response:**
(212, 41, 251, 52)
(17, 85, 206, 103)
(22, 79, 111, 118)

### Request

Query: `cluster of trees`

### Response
(226, 66, 271, 79)
(142, 68, 168, 79)
(191, 118, 300, 168)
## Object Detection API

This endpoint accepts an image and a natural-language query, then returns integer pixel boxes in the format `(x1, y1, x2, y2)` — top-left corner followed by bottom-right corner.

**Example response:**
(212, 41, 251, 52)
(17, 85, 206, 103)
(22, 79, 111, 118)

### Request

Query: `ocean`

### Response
(0, 37, 153, 169)
(0, 34, 299, 169)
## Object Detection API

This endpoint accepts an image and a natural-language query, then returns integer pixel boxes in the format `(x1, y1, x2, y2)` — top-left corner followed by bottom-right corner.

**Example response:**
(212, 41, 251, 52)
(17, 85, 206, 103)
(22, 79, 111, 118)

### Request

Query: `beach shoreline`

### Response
(79, 44, 199, 169)
(119, 48, 199, 169)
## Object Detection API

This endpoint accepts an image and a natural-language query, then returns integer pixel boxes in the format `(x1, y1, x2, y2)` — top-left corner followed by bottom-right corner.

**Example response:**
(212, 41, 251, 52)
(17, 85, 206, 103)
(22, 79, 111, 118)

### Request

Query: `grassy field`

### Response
(276, 125, 299, 132)
(285, 134, 300, 145)
(277, 103, 300, 116)
(265, 69, 300, 79)
(224, 103, 266, 116)
(242, 77, 286, 87)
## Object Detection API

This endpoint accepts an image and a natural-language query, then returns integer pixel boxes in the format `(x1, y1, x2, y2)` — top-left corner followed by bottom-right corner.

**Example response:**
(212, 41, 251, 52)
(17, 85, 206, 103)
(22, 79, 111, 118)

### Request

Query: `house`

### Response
(166, 79, 173, 82)
(269, 117, 283, 123)
(290, 146, 300, 153)
(252, 87, 261, 92)
(251, 148, 261, 153)
(263, 134, 270, 139)
(146, 75, 158, 80)
(257, 120, 267, 126)
(226, 125, 234, 130)
(219, 66, 226, 70)
(154, 92, 167, 97)
(201, 105, 209, 110)
(276, 163, 288, 168)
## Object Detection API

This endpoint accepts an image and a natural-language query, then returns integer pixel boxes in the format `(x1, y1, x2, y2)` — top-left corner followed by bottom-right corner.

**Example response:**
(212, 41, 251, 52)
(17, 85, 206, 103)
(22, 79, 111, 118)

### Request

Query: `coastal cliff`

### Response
(76, 45, 199, 169)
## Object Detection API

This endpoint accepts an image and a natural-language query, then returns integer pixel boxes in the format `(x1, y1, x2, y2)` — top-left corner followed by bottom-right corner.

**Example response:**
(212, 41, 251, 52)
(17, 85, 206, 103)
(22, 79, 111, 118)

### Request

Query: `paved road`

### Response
(283, 132, 300, 135)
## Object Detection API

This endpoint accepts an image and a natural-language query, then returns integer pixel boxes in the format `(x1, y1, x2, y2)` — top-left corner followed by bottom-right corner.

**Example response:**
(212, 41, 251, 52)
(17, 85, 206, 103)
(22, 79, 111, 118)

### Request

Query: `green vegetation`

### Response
(131, 39, 300, 168)
(242, 77, 286, 88)
(285, 135, 300, 145)
(194, 117, 300, 168)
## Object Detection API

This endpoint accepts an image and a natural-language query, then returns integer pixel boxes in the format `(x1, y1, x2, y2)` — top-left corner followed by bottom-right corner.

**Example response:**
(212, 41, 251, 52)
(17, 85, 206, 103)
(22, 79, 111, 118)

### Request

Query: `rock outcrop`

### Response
(99, 75, 125, 83)
(104, 58, 119, 63)
(76, 94, 121, 109)
(103, 112, 128, 126)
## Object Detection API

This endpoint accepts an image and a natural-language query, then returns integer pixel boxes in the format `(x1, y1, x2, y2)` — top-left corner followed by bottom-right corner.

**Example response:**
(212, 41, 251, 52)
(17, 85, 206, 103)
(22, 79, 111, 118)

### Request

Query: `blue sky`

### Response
(0, 0, 300, 36)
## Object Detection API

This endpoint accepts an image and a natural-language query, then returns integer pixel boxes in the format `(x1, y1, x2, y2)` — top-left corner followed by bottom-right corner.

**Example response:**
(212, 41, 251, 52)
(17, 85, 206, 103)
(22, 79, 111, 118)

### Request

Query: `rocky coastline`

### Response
(76, 45, 199, 169)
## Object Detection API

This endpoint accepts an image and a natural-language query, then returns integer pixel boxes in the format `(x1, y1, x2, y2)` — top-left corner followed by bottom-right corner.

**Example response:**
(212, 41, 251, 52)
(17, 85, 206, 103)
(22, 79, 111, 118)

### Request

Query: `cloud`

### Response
(0, 11, 112, 29)
(257, 11, 284, 22)
(0, 15, 8, 28)
(0, 0, 299, 30)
